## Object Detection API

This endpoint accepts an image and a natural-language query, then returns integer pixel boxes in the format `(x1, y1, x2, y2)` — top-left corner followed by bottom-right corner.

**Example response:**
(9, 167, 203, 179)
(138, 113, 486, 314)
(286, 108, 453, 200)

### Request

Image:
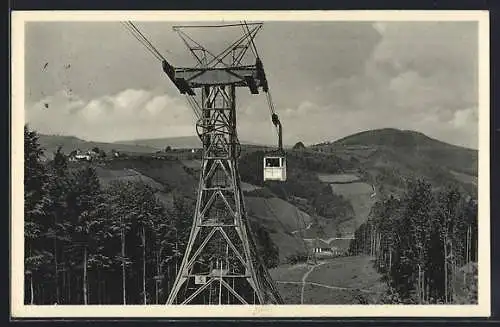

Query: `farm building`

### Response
(68, 149, 96, 162)
(304, 238, 351, 257)
(313, 240, 333, 254)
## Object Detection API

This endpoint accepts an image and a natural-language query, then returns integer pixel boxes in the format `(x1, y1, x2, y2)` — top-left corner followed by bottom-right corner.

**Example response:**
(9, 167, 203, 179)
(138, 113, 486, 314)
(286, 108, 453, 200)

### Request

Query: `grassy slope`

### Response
(269, 264, 311, 282)
(270, 256, 386, 304)
(94, 165, 176, 210)
(330, 182, 377, 235)
(307, 256, 385, 293)
(245, 197, 312, 232)
(95, 166, 164, 190)
(245, 196, 311, 262)
(102, 158, 198, 197)
(276, 284, 303, 304)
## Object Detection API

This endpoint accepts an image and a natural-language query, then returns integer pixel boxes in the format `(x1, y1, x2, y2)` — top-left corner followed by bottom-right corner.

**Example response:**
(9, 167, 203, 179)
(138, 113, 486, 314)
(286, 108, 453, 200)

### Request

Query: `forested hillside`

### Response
(23, 126, 278, 305)
(24, 125, 479, 305)
(348, 180, 478, 304)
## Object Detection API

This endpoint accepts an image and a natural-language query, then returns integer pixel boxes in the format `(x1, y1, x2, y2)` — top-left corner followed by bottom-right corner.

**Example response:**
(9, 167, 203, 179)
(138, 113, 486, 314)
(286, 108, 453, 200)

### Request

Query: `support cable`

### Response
(121, 22, 163, 62)
(125, 21, 166, 61)
(121, 21, 202, 120)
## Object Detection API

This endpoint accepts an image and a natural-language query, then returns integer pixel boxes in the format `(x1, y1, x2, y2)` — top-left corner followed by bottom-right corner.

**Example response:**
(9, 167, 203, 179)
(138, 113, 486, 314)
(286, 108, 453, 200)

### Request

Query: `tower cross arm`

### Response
(163, 61, 269, 94)
(175, 65, 267, 92)
(162, 60, 196, 96)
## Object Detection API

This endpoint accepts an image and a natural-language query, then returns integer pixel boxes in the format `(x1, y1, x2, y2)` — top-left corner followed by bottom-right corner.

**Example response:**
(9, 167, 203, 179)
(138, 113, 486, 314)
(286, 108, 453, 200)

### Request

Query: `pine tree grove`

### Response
(348, 178, 478, 304)
(23, 126, 279, 305)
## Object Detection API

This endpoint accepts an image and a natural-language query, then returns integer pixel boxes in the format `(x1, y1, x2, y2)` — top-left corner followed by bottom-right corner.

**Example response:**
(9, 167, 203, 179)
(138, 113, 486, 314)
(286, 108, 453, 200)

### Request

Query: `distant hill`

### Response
(237, 128, 478, 241)
(35, 128, 478, 263)
(333, 128, 474, 150)
(37, 134, 157, 159)
(310, 128, 478, 199)
(36, 133, 285, 160)
(115, 136, 203, 150)
(114, 136, 282, 150)
(327, 128, 476, 174)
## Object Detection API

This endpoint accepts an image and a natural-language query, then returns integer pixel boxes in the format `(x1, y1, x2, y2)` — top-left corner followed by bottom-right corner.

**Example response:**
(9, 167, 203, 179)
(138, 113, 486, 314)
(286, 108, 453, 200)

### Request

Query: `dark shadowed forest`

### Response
(24, 125, 479, 305)
(24, 126, 278, 305)
(349, 181, 478, 304)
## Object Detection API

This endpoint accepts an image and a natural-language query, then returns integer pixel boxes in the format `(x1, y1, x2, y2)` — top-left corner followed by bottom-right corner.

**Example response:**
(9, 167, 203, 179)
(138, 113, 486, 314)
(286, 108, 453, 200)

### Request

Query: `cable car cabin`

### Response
(263, 156, 287, 181)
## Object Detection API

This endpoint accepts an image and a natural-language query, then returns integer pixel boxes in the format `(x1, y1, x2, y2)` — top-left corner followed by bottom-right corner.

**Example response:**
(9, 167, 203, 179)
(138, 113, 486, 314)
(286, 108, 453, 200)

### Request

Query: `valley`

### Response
(34, 128, 479, 304)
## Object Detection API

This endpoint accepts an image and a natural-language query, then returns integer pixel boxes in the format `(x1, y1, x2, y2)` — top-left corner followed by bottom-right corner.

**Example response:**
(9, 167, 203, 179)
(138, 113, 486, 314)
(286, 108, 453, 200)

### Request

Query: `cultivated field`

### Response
(330, 182, 376, 235)
(317, 173, 360, 183)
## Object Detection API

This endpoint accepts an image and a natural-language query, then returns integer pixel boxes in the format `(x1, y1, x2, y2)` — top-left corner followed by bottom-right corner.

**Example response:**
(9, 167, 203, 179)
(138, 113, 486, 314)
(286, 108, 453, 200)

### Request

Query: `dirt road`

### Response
(300, 262, 328, 304)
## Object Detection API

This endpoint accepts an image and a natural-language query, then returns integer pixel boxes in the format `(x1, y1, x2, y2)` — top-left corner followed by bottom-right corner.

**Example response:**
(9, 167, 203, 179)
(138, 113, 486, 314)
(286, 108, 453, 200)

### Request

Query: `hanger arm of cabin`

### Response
(271, 113, 283, 152)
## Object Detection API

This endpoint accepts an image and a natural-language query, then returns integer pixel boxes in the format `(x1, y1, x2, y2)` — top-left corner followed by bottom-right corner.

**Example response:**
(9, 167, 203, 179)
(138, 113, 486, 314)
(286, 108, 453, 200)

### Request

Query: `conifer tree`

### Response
(24, 125, 52, 304)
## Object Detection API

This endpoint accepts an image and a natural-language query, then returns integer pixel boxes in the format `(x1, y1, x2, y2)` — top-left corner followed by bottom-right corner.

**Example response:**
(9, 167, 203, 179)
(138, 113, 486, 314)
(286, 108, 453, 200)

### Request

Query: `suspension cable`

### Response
(121, 21, 203, 121)
(122, 21, 280, 148)
(122, 22, 162, 62)
(123, 21, 166, 62)
(241, 20, 278, 129)
(185, 96, 201, 120)
(239, 22, 279, 138)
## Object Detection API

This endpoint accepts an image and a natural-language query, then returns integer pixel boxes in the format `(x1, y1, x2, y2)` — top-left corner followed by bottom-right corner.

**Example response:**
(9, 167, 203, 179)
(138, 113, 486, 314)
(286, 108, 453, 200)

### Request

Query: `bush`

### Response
(286, 252, 309, 265)
(249, 220, 280, 269)
(245, 187, 275, 198)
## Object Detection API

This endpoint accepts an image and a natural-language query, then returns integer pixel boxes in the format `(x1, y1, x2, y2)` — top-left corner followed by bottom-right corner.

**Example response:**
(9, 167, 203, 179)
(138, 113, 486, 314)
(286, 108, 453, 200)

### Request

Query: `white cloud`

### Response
(372, 22, 387, 34)
(145, 95, 168, 116)
(26, 88, 197, 142)
(315, 22, 479, 148)
(79, 99, 108, 122)
(451, 107, 477, 129)
(24, 21, 478, 148)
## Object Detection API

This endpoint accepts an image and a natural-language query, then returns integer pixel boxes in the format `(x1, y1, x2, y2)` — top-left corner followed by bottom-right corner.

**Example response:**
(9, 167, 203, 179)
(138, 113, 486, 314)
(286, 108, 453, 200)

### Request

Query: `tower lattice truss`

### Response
(121, 21, 283, 305)
(167, 85, 283, 304)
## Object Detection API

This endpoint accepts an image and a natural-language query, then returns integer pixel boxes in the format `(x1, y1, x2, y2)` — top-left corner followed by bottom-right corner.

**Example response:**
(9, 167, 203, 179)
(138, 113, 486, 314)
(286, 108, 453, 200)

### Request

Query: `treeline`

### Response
(348, 179, 478, 304)
(239, 149, 352, 184)
(24, 126, 278, 305)
(284, 150, 354, 174)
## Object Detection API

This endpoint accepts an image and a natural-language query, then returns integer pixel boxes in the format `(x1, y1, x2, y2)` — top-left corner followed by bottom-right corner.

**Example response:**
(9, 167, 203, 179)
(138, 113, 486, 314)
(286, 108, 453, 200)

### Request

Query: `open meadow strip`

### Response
(269, 264, 311, 283)
(302, 284, 371, 305)
(300, 262, 329, 304)
(306, 256, 385, 291)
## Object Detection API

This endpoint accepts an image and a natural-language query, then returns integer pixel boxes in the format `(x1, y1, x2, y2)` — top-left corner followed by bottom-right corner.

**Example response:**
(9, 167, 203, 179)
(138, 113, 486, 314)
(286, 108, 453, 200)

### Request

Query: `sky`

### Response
(24, 20, 479, 149)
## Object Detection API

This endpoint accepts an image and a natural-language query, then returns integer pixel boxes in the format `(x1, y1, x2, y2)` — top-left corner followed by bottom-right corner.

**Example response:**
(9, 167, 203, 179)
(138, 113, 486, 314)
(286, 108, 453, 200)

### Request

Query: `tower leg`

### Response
(166, 85, 283, 305)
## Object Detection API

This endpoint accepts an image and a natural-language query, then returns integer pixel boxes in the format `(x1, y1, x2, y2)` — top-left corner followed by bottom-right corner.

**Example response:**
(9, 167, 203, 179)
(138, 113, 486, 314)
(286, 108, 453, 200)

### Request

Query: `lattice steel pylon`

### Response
(164, 22, 284, 305)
